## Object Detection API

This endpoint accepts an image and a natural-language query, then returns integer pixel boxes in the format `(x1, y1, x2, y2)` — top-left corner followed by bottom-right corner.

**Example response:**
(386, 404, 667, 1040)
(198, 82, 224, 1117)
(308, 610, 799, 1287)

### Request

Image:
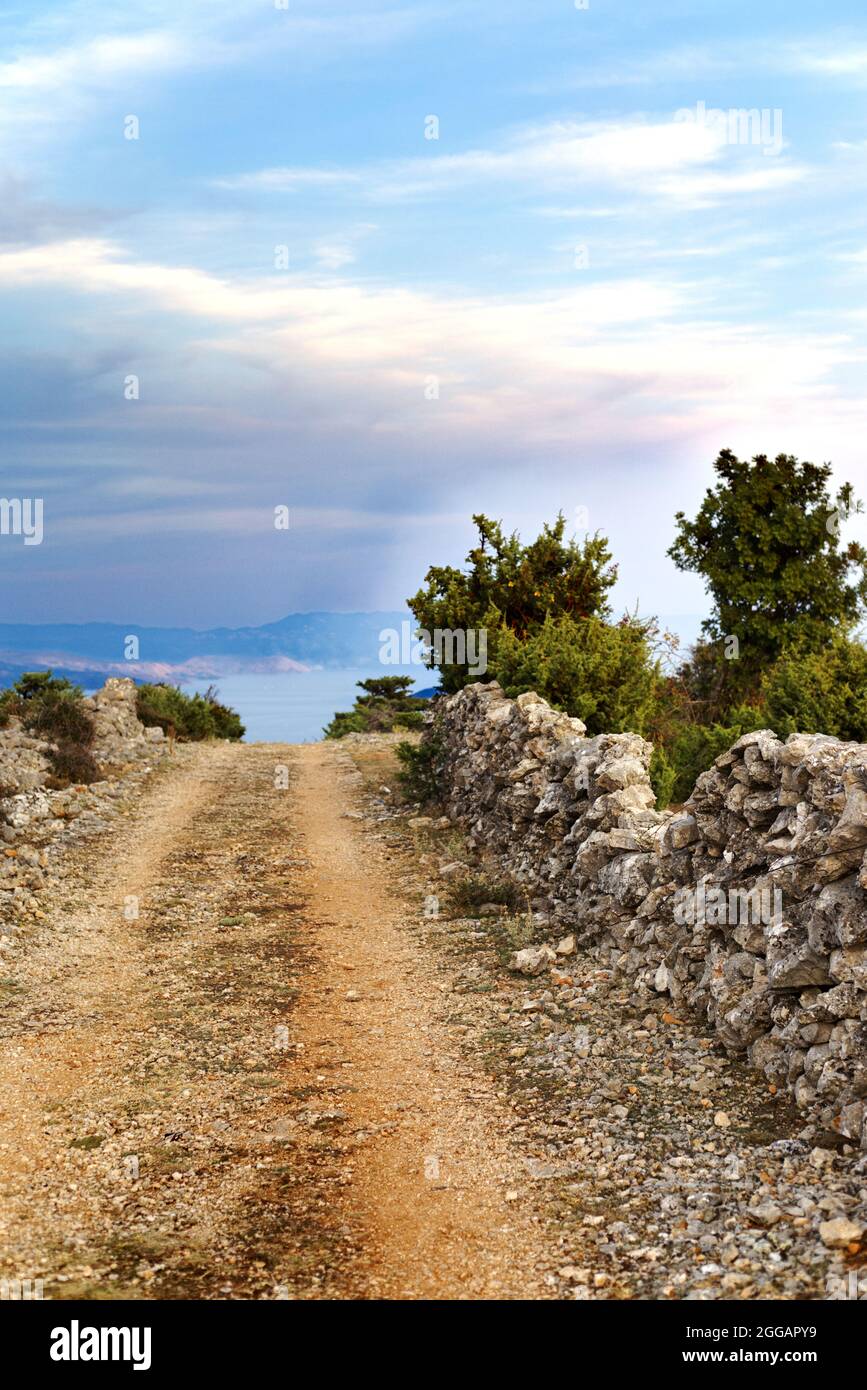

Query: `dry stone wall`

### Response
(0, 678, 164, 938)
(433, 681, 867, 1151)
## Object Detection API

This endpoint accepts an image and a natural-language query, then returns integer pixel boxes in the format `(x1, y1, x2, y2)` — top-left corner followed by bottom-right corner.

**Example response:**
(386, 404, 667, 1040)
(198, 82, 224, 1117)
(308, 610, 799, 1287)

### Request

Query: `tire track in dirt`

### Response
(0, 740, 559, 1301)
(281, 741, 557, 1299)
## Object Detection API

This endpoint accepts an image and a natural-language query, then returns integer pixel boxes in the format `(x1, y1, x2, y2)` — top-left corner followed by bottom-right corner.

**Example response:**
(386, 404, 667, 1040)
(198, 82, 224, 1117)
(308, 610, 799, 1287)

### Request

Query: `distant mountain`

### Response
(0, 659, 114, 690)
(0, 611, 414, 684)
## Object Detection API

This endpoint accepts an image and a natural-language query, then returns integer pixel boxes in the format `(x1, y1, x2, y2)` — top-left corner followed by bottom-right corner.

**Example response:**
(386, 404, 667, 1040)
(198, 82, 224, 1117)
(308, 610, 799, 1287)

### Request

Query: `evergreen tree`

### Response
(669, 450, 867, 710)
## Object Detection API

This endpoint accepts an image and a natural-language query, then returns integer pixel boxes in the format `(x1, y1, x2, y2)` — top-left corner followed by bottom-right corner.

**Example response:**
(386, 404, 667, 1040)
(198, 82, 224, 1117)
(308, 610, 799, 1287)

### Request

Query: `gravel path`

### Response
(346, 737, 867, 1302)
(0, 741, 556, 1300)
(0, 737, 864, 1301)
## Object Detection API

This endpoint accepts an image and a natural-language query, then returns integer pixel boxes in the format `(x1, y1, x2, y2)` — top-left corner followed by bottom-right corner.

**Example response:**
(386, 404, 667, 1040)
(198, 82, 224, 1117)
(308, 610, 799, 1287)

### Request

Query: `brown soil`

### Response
(0, 741, 557, 1300)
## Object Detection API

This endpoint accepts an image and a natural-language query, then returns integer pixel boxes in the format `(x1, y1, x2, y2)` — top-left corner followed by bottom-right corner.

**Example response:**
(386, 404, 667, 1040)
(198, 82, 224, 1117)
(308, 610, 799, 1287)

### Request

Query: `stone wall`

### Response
(88, 677, 165, 766)
(0, 678, 164, 936)
(432, 681, 867, 1151)
(0, 677, 162, 794)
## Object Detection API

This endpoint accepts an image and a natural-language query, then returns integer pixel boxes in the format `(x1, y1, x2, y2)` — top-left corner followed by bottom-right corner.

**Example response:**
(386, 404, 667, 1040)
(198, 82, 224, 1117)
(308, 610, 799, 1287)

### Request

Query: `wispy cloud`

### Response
(790, 43, 867, 79)
(0, 30, 185, 92)
(218, 115, 806, 209)
(535, 31, 867, 92)
(2, 0, 865, 626)
(526, 43, 741, 92)
(0, 1, 442, 156)
(0, 234, 860, 469)
(231, 169, 364, 192)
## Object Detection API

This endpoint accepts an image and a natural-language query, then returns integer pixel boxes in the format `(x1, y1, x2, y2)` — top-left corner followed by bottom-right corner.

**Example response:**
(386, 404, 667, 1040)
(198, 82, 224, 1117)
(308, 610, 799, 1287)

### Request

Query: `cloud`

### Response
(217, 115, 806, 208)
(652, 162, 807, 207)
(0, 30, 185, 92)
(526, 43, 741, 92)
(314, 242, 357, 270)
(0, 2, 443, 156)
(0, 25, 196, 158)
(790, 44, 867, 78)
(223, 169, 363, 192)
(0, 173, 116, 247)
(0, 233, 860, 474)
(537, 32, 867, 92)
(0, 234, 684, 341)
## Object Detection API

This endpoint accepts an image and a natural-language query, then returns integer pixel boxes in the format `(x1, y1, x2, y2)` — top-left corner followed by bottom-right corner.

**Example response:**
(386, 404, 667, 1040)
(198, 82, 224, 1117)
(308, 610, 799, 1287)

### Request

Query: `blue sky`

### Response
(2, 0, 866, 630)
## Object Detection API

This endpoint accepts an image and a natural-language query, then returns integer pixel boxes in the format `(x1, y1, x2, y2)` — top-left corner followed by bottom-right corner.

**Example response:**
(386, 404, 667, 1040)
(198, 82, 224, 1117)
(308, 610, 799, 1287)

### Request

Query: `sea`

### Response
(187, 666, 435, 744)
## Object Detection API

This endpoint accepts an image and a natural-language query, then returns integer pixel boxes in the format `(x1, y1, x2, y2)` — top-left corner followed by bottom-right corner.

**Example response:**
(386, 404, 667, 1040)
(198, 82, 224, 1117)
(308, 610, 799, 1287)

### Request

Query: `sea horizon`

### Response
(186, 666, 436, 744)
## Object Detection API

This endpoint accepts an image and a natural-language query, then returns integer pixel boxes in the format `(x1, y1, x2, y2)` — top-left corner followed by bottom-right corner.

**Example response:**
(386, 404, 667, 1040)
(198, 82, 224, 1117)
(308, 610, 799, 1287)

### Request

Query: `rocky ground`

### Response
(0, 731, 864, 1301)
(433, 681, 867, 1156)
(0, 677, 166, 939)
(348, 734, 867, 1301)
(0, 740, 557, 1300)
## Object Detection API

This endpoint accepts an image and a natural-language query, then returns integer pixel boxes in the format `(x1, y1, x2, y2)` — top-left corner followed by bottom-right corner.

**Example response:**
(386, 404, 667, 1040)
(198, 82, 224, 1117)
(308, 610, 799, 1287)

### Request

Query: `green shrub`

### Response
(490, 611, 659, 736)
(669, 450, 867, 710)
(404, 483, 867, 817)
(23, 690, 95, 747)
(761, 636, 867, 742)
(650, 633, 867, 807)
(135, 683, 244, 741)
(323, 709, 369, 739)
(200, 686, 246, 740)
(653, 706, 767, 806)
(408, 512, 619, 694)
(324, 677, 428, 739)
(448, 873, 520, 915)
(649, 745, 677, 810)
(1, 671, 85, 729)
(0, 671, 100, 787)
(12, 671, 80, 702)
(396, 730, 442, 805)
(48, 741, 101, 786)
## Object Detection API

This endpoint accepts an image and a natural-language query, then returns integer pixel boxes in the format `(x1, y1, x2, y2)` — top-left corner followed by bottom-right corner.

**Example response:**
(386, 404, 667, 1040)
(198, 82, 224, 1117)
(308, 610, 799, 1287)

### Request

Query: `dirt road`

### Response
(0, 742, 557, 1300)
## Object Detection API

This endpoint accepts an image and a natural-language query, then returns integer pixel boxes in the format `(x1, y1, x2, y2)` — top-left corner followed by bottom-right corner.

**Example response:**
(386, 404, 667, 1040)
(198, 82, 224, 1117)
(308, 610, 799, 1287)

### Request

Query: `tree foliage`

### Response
(407, 513, 663, 736)
(491, 612, 659, 736)
(136, 683, 245, 741)
(408, 513, 619, 693)
(389, 460, 867, 810)
(669, 450, 867, 708)
(323, 677, 428, 739)
(761, 635, 867, 742)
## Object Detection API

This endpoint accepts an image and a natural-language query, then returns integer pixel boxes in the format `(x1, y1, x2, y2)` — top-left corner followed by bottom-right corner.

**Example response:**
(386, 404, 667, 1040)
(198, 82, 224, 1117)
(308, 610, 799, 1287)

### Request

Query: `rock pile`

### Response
(432, 682, 867, 1150)
(88, 677, 164, 765)
(0, 678, 165, 937)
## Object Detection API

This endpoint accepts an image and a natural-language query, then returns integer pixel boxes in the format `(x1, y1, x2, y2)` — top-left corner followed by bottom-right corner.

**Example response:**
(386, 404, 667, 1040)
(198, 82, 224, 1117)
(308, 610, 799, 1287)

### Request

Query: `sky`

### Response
(2, 0, 867, 632)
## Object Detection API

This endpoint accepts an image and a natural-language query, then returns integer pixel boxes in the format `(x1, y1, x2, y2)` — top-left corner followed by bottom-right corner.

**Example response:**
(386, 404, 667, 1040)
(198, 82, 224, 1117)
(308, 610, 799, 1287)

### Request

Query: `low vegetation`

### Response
(402, 452, 867, 807)
(0, 672, 245, 790)
(395, 716, 443, 804)
(0, 671, 100, 785)
(135, 683, 245, 741)
(447, 872, 520, 916)
(323, 677, 428, 739)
